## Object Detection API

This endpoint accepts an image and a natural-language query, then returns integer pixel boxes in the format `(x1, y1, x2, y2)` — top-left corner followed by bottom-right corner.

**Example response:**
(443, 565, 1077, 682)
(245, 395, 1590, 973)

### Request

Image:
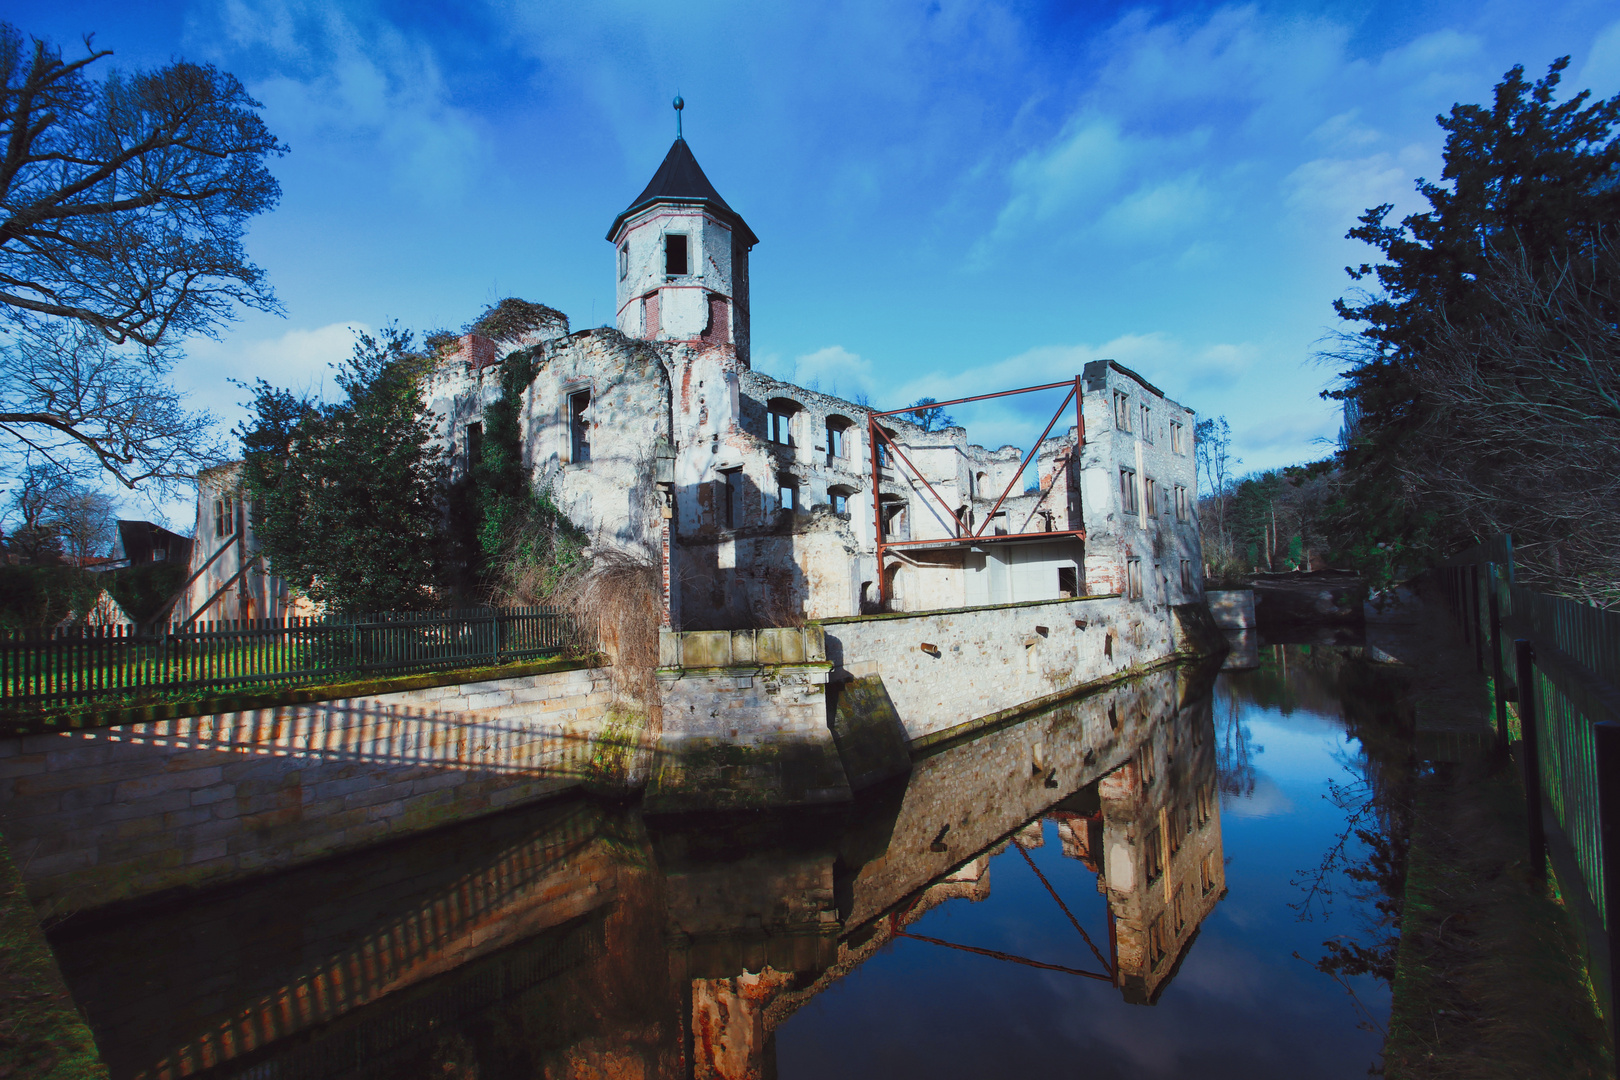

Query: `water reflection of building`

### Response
(1097, 677, 1225, 1003)
(51, 661, 1225, 1080)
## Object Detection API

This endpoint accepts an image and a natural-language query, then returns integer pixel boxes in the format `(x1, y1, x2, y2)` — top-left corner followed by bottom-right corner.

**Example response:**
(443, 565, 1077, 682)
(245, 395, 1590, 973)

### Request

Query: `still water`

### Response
(50, 646, 1408, 1080)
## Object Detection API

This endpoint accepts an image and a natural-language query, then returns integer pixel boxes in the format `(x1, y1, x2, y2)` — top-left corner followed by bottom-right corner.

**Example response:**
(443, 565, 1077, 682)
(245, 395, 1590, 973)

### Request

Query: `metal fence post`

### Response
(1488, 568, 1509, 749)
(1594, 721, 1620, 1063)
(1471, 564, 1485, 672)
(1516, 638, 1546, 884)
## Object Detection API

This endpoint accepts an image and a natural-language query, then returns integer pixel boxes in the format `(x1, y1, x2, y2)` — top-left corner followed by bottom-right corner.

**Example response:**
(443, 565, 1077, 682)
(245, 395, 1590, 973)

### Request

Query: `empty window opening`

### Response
(665, 233, 688, 276)
(569, 391, 591, 463)
(213, 495, 235, 540)
(466, 422, 483, 470)
(1148, 912, 1168, 966)
(1127, 557, 1143, 599)
(1057, 565, 1079, 598)
(1180, 559, 1194, 591)
(1113, 391, 1132, 432)
(777, 473, 798, 512)
(1144, 476, 1158, 516)
(722, 468, 742, 528)
(1119, 468, 1139, 515)
(826, 416, 853, 460)
(830, 485, 855, 515)
(617, 243, 628, 281)
(1170, 420, 1184, 454)
(1174, 484, 1188, 522)
(1144, 827, 1164, 885)
(767, 399, 798, 446)
(1140, 404, 1153, 441)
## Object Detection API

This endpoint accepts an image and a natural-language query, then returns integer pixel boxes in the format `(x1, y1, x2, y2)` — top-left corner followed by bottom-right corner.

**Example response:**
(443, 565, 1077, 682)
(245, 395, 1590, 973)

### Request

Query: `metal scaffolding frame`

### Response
(867, 376, 1087, 604)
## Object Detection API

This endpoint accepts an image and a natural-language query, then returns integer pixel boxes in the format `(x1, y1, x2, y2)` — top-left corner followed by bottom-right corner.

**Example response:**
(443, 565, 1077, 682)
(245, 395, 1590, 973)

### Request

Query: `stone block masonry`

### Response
(822, 594, 1184, 743)
(0, 664, 620, 918)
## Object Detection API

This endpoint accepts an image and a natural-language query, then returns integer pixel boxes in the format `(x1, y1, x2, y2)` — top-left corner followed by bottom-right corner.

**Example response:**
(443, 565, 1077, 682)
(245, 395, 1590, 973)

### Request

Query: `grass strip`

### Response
(1385, 756, 1610, 1079)
(0, 837, 107, 1079)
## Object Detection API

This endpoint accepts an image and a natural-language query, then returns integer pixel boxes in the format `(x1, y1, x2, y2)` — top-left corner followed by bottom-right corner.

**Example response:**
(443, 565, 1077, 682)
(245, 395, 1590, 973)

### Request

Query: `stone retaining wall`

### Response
(821, 595, 1176, 741)
(0, 662, 618, 917)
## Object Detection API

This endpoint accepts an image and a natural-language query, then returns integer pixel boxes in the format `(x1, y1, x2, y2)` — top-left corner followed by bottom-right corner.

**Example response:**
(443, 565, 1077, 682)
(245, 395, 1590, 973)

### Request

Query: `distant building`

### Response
(171, 463, 306, 625)
(107, 520, 193, 570)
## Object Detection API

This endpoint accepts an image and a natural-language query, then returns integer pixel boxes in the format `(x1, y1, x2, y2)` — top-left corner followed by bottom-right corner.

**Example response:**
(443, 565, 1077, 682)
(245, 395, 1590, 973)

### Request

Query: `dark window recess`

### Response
(665, 234, 688, 276)
(466, 422, 483, 469)
(569, 392, 591, 463)
(723, 469, 742, 528)
(1058, 566, 1078, 597)
(832, 492, 848, 514)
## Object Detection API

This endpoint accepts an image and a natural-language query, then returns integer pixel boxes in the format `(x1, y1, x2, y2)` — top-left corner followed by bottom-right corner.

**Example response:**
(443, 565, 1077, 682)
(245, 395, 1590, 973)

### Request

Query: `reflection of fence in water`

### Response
(1, 607, 577, 713)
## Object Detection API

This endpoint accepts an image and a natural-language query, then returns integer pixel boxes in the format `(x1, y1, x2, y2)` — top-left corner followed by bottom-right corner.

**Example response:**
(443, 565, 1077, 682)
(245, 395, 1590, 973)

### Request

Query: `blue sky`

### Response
(11, 0, 1620, 525)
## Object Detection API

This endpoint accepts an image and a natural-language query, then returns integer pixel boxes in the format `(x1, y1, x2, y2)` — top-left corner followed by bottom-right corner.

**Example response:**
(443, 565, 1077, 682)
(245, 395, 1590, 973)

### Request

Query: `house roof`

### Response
(606, 138, 758, 248)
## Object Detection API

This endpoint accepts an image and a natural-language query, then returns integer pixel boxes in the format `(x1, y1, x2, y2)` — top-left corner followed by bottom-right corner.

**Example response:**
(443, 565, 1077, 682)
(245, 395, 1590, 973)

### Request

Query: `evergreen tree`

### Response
(238, 326, 446, 614)
(1328, 58, 1620, 583)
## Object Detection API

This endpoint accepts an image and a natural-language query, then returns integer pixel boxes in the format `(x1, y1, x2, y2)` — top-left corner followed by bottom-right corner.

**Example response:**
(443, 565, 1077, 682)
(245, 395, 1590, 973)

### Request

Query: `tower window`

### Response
(665, 234, 689, 277)
(617, 243, 628, 281)
(569, 390, 591, 463)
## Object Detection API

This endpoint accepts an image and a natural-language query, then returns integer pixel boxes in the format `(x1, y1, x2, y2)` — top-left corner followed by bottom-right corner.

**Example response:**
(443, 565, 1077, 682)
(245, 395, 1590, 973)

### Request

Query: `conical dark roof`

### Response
(607, 138, 758, 247)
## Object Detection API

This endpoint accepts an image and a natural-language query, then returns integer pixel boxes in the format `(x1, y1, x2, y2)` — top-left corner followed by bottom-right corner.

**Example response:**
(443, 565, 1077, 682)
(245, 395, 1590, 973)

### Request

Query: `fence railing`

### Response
(1436, 539, 1620, 1053)
(1, 607, 579, 716)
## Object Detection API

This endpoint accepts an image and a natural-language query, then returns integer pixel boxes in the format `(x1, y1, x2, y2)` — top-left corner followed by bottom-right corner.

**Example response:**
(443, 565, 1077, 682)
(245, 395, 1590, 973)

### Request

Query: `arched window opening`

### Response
(826, 415, 854, 462)
(767, 398, 800, 447)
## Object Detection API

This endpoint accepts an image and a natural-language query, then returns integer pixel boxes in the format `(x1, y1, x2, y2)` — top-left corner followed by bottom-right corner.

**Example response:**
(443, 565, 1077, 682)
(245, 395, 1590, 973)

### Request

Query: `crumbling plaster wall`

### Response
(823, 593, 1184, 742)
(1078, 361, 1201, 609)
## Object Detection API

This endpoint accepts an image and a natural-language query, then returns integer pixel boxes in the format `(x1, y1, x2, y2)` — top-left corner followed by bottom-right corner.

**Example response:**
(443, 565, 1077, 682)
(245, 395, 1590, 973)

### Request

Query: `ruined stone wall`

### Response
(1078, 360, 1201, 608)
(0, 663, 620, 916)
(823, 594, 1181, 742)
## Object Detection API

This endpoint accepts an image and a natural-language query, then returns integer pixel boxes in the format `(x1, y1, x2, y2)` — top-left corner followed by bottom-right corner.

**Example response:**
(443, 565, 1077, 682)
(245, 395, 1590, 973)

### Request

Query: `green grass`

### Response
(1385, 759, 1611, 1079)
(0, 840, 107, 1079)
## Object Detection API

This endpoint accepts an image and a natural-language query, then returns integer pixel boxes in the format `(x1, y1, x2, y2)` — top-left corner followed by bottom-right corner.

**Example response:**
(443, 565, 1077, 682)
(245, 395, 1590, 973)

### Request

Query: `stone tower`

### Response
(608, 132, 758, 367)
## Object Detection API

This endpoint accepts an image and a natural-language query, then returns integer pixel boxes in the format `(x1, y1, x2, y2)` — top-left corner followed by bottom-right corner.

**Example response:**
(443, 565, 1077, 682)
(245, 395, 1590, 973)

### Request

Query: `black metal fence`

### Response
(1437, 536, 1620, 1054)
(1, 607, 579, 716)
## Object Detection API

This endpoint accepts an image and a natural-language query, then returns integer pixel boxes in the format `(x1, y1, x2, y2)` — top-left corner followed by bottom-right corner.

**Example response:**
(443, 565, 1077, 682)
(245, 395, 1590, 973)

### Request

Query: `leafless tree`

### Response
(0, 23, 282, 489)
(0, 319, 223, 490)
(1390, 233, 1620, 605)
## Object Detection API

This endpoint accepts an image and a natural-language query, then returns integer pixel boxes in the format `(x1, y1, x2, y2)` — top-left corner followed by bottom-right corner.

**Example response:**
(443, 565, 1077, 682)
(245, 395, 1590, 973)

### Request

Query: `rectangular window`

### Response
(1173, 886, 1186, 932)
(777, 474, 797, 512)
(1170, 420, 1184, 454)
(1148, 912, 1168, 965)
(722, 468, 742, 528)
(1144, 826, 1164, 885)
(1144, 477, 1158, 516)
(1196, 781, 1214, 827)
(569, 391, 591, 463)
(664, 233, 688, 276)
(1140, 404, 1153, 442)
(617, 243, 628, 281)
(832, 490, 848, 514)
(827, 423, 846, 459)
(1057, 565, 1078, 598)
(768, 408, 795, 446)
(213, 496, 234, 539)
(1127, 557, 1143, 599)
(1113, 391, 1131, 432)
(1119, 468, 1138, 514)
(1173, 485, 1188, 522)
(1200, 851, 1218, 896)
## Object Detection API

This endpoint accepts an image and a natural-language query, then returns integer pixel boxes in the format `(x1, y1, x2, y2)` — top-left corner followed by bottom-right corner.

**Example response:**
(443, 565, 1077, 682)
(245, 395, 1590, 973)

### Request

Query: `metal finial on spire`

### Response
(673, 94, 684, 139)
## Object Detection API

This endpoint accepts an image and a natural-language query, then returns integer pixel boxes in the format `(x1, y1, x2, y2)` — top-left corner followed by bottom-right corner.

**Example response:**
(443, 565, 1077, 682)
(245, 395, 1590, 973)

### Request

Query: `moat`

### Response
(46, 645, 1406, 1080)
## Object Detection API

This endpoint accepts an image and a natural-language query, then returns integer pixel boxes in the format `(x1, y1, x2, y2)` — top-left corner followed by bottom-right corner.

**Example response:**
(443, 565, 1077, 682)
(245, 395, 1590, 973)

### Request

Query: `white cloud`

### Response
(198, 0, 486, 201)
(173, 322, 368, 432)
(1579, 19, 1620, 101)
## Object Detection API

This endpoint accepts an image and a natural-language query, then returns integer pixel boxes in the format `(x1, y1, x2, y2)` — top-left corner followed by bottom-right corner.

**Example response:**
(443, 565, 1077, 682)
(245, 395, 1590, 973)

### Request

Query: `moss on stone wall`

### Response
(0, 838, 107, 1078)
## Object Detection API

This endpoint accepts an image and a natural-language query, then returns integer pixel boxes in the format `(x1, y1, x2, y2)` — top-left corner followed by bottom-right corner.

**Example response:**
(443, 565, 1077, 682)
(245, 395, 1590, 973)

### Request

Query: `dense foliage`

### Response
(1328, 58, 1620, 600)
(238, 327, 446, 614)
